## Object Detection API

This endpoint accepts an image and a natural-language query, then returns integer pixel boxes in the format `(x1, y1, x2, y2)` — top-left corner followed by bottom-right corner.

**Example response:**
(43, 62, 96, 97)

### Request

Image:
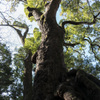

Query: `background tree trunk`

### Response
(23, 51, 32, 100)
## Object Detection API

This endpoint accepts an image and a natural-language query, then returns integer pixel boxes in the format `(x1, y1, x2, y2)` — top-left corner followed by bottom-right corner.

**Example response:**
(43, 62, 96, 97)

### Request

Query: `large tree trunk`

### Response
(31, 15, 100, 100)
(32, 17, 67, 100)
(27, 0, 100, 100)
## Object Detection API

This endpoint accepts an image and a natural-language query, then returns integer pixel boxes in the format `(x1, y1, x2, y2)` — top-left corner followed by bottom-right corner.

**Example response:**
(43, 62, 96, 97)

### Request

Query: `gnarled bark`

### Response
(27, 1, 100, 100)
(56, 69, 100, 100)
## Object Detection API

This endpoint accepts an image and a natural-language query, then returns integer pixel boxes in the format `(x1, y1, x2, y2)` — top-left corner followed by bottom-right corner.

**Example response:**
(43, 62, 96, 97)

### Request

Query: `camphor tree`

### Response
(24, 0, 100, 100)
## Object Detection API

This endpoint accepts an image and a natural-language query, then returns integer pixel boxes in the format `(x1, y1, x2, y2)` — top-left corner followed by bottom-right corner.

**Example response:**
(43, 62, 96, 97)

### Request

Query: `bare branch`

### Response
(62, 20, 96, 29)
(87, 0, 94, 16)
(94, 12, 100, 19)
(0, 24, 25, 45)
(73, 49, 82, 55)
(23, 26, 29, 40)
(63, 42, 80, 47)
(91, 46, 100, 61)
(0, 11, 9, 24)
(83, 38, 100, 61)
(83, 38, 91, 44)
(62, 7, 100, 29)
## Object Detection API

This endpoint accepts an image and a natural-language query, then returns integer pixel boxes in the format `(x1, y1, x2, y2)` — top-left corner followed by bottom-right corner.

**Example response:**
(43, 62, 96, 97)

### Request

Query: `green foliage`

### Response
(24, 27, 41, 54)
(60, 0, 100, 69)
(24, 0, 51, 21)
(0, 43, 13, 99)
(27, 0, 44, 8)
(64, 50, 100, 78)
(8, 47, 26, 99)
(92, 1, 100, 10)
(2, 1, 100, 98)
(61, 0, 80, 13)
(24, 0, 44, 21)
(13, 47, 26, 84)
(9, 83, 23, 100)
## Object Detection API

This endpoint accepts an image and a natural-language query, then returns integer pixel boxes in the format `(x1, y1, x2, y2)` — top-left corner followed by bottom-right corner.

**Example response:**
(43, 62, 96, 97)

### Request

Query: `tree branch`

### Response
(0, 11, 9, 24)
(45, 0, 61, 18)
(87, 0, 94, 16)
(73, 49, 82, 55)
(94, 12, 100, 19)
(63, 42, 80, 47)
(0, 24, 25, 45)
(62, 10, 100, 28)
(23, 26, 29, 42)
(62, 20, 96, 28)
(27, 7, 42, 21)
(83, 38, 100, 61)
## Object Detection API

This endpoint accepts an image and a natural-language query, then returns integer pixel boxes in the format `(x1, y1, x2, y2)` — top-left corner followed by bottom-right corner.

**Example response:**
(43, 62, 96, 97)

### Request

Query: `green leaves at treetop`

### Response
(61, 0, 80, 13)
(24, 0, 44, 21)
(27, 0, 44, 8)
(24, 0, 50, 21)
(26, 0, 51, 9)
(60, 0, 100, 62)
(61, 1, 93, 21)
(24, 28, 41, 54)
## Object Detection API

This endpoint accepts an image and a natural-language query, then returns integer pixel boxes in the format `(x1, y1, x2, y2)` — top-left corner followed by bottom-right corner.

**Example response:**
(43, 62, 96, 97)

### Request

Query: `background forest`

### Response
(0, 0, 100, 99)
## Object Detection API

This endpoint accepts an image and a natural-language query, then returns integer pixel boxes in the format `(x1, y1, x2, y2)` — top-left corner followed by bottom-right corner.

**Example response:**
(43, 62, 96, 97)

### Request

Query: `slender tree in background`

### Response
(0, 9, 33, 99)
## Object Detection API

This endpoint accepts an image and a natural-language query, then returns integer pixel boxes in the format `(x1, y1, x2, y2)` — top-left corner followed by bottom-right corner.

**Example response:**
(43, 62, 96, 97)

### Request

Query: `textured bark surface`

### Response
(26, 0, 100, 100)
(23, 52, 32, 100)
(32, 16, 67, 100)
(56, 69, 100, 100)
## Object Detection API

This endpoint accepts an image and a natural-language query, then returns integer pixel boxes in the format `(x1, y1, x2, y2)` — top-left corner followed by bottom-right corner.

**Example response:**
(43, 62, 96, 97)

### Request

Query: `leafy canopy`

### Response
(0, 42, 13, 99)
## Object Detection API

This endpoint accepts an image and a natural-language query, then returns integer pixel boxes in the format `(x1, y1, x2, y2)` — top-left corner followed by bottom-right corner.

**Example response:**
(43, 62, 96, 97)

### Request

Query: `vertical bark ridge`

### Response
(32, 17, 67, 100)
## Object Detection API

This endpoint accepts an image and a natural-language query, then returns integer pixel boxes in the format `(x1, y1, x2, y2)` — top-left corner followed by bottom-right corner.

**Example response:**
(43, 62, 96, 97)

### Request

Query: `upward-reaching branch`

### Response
(62, 20, 96, 29)
(0, 11, 9, 24)
(11, 25, 29, 45)
(45, 0, 61, 18)
(63, 42, 80, 47)
(23, 26, 29, 40)
(0, 24, 28, 45)
(83, 38, 100, 61)
(8, 25, 25, 45)
(87, 0, 94, 16)
(62, 9, 100, 29)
